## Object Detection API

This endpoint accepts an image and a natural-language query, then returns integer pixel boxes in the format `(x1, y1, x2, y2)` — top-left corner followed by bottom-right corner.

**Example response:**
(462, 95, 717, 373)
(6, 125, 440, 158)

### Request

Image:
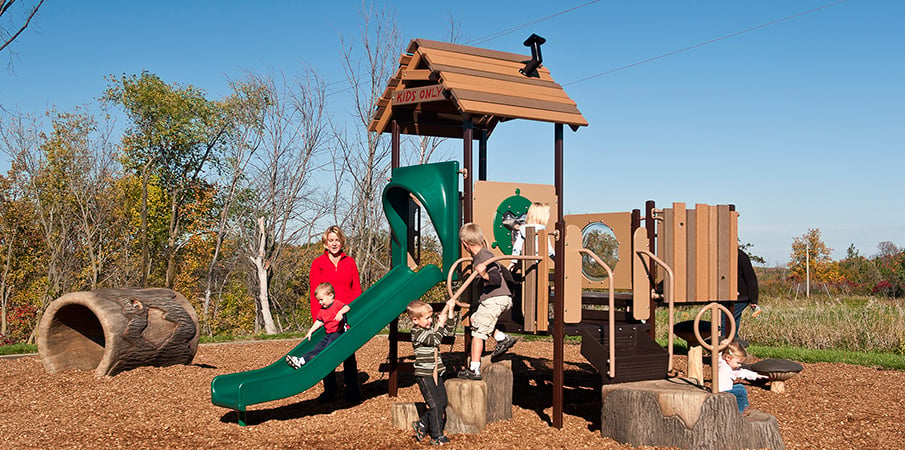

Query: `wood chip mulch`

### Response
(2, 337, 903, 449)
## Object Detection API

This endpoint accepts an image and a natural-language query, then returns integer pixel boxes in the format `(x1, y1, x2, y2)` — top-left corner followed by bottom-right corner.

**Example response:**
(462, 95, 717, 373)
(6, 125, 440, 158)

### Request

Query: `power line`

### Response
(467, 0, 600, 46)
(564, 0, 852, 86)
(325, 1, 602, 97)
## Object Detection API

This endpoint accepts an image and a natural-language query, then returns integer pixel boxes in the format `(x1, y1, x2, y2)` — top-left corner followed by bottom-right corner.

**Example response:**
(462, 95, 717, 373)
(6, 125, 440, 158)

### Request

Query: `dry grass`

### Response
(657, 295, 905, 354)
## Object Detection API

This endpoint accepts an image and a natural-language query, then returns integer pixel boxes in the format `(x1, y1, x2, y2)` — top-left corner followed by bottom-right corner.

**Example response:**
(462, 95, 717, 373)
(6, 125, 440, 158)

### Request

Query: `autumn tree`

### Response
(837, 243, 881, 294)
(789, 228, 834, 283)
(873, 241, 905, 297)
(104, 72, 233, 288)
(0, 172, 42, 339)
(1, 112, 79, 306)
(193, 77, 268, 335)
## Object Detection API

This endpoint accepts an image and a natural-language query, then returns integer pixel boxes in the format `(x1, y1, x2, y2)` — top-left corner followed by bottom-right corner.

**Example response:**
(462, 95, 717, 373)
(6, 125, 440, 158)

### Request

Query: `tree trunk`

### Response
(36, 288, 199, 377)
(251, 217, 277, 334)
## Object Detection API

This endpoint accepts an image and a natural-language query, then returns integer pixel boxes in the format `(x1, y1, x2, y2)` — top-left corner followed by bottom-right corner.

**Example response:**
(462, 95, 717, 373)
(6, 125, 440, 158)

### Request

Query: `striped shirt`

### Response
(411, 313, 458, 378)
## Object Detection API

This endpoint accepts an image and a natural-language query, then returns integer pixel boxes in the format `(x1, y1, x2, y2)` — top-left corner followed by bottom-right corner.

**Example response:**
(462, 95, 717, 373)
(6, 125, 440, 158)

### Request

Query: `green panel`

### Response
(383, 161, 460, 274)
(491, 190, 532, 254)
(210, 264, 442, 412)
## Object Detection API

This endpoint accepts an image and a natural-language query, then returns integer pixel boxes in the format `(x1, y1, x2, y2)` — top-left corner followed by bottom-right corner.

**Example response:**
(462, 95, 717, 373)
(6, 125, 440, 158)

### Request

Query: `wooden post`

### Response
(687, 345, 703, 385)
(523, 227, 537, 332)
(552, 123, 565, 429)
(388, 119, 401, 396)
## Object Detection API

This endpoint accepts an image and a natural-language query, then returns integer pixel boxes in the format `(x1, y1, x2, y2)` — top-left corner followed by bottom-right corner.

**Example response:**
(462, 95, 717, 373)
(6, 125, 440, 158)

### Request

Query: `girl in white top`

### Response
(509, 202, 554, 269)
(718, 340, 767, 413)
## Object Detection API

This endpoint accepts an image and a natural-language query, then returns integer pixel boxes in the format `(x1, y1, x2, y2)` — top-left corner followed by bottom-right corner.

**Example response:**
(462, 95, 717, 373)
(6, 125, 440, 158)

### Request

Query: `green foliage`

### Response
(746, 345, 905, 371)
(0, 342, 37, 355)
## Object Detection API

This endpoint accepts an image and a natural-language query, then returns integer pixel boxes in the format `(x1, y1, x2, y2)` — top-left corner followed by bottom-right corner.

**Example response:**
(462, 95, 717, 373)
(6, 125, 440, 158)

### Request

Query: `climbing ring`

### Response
(692, 302, 735, 353)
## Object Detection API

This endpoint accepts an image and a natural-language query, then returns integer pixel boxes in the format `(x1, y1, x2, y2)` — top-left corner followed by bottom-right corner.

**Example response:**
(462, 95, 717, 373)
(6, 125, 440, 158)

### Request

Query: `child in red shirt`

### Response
(286, 282, 350, 369)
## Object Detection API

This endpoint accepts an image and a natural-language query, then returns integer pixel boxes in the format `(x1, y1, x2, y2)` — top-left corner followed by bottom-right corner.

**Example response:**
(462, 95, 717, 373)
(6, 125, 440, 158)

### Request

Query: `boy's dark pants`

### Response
(303, 330, 341, 361)
(416, 375, 448, 438)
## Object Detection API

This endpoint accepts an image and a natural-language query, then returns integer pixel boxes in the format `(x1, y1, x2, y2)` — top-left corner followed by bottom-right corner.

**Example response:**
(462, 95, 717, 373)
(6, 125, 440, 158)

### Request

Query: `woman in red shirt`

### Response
(309, 225, 362, 403)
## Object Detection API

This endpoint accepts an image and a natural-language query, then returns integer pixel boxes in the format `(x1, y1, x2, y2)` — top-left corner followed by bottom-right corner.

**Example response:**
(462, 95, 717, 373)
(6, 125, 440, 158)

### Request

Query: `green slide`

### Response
(211, 160, 460, 425)
(210, 263, 442, 423)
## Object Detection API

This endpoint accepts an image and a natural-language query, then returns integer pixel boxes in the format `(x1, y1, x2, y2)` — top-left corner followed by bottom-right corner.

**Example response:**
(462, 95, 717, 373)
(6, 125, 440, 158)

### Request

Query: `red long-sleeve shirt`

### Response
(309, 251, 362, 318)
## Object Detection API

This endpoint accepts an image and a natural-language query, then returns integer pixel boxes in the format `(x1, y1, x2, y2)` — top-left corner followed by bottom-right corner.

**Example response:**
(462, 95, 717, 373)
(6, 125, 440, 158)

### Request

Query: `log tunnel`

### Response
(37, 288, 199, 377)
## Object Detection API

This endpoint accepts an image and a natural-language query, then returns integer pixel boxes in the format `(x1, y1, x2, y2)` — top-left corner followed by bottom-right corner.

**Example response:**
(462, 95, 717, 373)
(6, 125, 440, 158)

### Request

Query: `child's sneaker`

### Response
(285, 355, 305, 369)
(457, 368, 481, 380)
(491, 335, 519, 358)
(411, 421, 427, 442)
(430, 435, 450, 445)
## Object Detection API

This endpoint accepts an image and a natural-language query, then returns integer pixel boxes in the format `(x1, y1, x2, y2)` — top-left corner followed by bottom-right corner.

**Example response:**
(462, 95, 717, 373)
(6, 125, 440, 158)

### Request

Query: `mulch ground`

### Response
(2, 337, 904, 449)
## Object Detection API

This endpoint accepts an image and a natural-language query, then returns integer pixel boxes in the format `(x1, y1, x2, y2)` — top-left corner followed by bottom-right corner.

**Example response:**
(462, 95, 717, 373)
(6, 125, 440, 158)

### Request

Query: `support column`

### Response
(389, 120, 401, 396)
(478, 129, 488, 181)
(462, 116, 474, 358)
(553, 123, 565, 429)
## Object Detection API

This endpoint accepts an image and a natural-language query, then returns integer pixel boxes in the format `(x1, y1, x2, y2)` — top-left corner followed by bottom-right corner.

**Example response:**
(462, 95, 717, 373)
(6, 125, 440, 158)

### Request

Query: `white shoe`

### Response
(286, 355, 305, 369)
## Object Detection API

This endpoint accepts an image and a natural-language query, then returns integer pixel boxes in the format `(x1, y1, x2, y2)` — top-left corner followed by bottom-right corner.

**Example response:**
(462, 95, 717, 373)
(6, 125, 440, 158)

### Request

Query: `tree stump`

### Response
(445, 358, 513, 434)
(37, 288, 199, 377)
(601, 378, 784, 450)
(391, 402, 425, 429)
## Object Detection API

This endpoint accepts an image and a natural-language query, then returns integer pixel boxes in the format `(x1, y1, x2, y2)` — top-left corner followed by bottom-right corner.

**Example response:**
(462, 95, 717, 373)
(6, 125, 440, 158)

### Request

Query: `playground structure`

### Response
(208, 37, 781, 447)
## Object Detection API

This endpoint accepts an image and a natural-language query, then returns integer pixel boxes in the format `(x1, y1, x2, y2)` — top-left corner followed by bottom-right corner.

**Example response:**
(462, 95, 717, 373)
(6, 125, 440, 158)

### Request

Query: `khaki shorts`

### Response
(470, 295, 512, 340)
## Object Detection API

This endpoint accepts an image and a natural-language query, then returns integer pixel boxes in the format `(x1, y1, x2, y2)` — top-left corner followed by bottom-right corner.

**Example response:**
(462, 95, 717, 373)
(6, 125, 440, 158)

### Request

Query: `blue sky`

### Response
(1, 0, 903, 266)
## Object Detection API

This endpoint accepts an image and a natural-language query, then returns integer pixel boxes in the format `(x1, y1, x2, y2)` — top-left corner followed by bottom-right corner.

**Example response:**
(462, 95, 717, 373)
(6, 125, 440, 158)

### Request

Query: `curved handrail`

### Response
(577, 248, 616, 378)
(634, 249, 677, 373)
(693, 302, 735, 393)
(445, 254, 542, 307)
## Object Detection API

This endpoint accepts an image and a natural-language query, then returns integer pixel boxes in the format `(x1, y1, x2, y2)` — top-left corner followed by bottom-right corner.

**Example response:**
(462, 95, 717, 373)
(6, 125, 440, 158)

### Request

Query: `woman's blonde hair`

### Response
(526, 202, 550, 226)
(322, 225, 347, 248)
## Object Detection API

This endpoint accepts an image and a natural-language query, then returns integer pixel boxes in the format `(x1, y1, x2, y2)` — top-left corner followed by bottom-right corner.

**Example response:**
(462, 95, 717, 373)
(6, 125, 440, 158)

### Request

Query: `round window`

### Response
(581, 222, 619, 281)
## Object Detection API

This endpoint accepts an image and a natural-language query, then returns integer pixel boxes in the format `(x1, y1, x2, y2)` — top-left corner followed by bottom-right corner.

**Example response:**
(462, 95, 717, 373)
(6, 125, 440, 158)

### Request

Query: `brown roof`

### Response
(368, 39, 588, 138)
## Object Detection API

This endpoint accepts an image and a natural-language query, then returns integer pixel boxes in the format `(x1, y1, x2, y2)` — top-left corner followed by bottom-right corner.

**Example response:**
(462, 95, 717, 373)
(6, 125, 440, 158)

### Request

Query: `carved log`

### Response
(37, 288, 199, 377)
(601, 378, 784, 450)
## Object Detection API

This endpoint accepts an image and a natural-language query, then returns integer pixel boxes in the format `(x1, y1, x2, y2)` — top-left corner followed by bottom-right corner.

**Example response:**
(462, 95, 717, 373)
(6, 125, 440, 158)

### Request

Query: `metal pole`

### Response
(806, 242, 810, 298)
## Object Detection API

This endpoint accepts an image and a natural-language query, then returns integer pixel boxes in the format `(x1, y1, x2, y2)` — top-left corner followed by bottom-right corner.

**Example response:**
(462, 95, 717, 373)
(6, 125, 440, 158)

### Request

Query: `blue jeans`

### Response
(416, 375, 448, 439)
(721, 301, 749, 340)
(303, 330, 341, 361)
(728, 383, 749, 413)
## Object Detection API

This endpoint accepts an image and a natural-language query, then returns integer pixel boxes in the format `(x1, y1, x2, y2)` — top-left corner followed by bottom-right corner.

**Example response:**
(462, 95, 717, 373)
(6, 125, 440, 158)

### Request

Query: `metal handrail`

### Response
(634, 249, 677, 373)
(577, 248, 616, 378)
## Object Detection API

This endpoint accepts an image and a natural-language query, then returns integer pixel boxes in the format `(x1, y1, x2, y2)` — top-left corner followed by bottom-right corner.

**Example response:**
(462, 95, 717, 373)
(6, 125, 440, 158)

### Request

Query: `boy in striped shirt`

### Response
(407, 298, 458, 445)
